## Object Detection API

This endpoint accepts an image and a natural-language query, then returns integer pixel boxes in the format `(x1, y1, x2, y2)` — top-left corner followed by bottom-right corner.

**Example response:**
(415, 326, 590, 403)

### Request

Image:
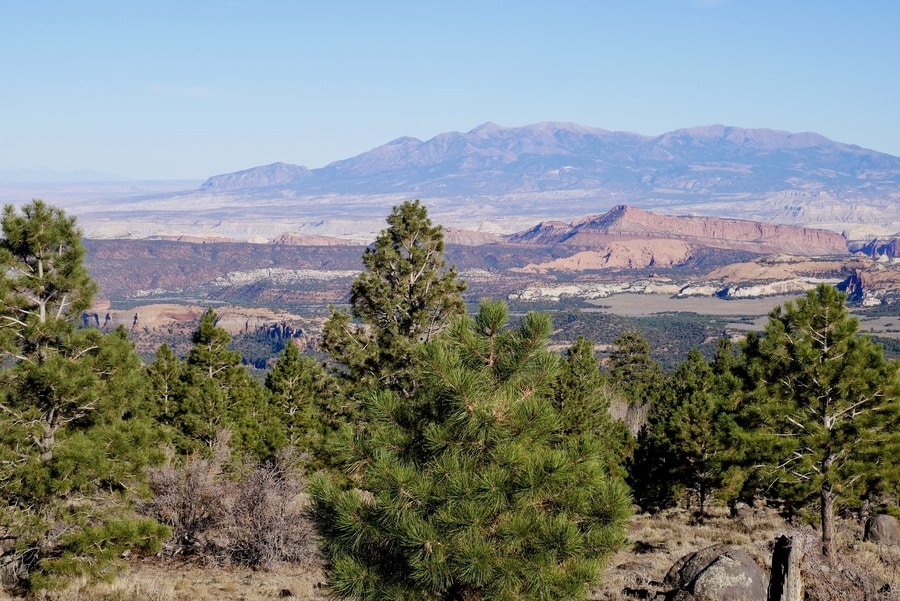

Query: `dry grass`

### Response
(13, 558, 327, 601)
(591, 504, 900, 600)
(589, 506, 773, 600)
(4, 504, 897, 601)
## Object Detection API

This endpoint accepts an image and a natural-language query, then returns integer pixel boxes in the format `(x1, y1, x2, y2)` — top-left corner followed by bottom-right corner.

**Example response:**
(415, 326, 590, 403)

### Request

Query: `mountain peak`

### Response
(200, 162, 311, 191)
(467, 121, 615, 139)
(468, 122, 504, 136)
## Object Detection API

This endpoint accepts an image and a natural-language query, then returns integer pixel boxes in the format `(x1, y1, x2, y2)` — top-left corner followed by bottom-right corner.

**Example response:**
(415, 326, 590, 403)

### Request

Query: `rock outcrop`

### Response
(146, 234, 240, 243)
(857, 237, 900, 259)
(516, 240, 693, 272)
(443, 228, 504, 246)
(662, 544, 768, 601)
(842, 264, 900, 305)
(509, 205, 848, 256)
(271, 233, 358, 246)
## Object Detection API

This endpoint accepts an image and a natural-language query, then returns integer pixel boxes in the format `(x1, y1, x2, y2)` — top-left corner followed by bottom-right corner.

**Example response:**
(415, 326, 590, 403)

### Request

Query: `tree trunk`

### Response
(37, 421, 56, 462)
(31, 412, 58, 463)
(820, 484, 837, 564)
(698, 478, 708, 518)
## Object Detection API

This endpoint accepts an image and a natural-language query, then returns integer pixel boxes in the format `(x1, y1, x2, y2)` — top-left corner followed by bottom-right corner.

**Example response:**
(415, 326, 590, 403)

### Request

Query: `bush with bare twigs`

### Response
(142, 437, 231, 554)
(226, 455, 316, 569)
(141, 435, 317, 569)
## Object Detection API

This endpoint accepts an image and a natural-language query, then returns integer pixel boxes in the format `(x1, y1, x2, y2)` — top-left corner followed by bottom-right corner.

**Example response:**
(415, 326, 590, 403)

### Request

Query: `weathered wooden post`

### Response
(768, 534, 803, 601)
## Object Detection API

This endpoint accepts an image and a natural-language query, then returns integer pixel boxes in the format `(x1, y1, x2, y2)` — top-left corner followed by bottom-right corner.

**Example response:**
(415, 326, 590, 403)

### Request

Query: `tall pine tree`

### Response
(317, 201, 467, 474)
(0, 201, 168, 588)
(0, 200, 97, 361)
(321, 200, 466, 399)
(144, 343, 183, 427)
(265, 341, 335, 455)
(738, 284, 900, 562)
(555, 336, 632, 479)
(607, 331, 663, 434)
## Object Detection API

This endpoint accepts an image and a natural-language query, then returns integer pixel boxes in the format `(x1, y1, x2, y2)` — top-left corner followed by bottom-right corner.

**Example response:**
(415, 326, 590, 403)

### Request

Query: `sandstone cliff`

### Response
(443, 228, 505, 246)
(515, 240, 693, 272)
(509, 205, 849, 256)
(271, 233, 358, 245)
(841, 262, 900, 305)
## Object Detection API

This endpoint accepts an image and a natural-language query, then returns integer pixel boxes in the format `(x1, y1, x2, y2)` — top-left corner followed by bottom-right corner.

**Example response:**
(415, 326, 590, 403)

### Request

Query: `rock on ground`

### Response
(865, 514, 900, 546)
(662, 543, 768, 601)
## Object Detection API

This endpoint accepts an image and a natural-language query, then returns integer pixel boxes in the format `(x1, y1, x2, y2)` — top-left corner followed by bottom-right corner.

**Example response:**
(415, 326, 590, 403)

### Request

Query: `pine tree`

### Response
(630, 349, 734, 515)
(0, 200, 97, 361)
(1, 327, 166, 499)
(310, 301, 631, 601)
(738, 284, 900, 562)
(265, 342, 334, 452)
(144, 343, 183, 425)
(607, 331, 663, 401)
(607, 331, 664, 433)
(175, 308, 285, 459)
(555, 336, 632, 479)
(321, 200, 466, 399)
(174, 308, 238, 450)
(707, 336, 753, 509)
(0, 201, 168, 587)
(317, 201, 467, 476)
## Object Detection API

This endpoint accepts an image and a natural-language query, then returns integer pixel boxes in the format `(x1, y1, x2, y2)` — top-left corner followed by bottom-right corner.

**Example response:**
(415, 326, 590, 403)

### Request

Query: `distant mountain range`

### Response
(202, 122, 900, 199)
(21, 122, 900, 241)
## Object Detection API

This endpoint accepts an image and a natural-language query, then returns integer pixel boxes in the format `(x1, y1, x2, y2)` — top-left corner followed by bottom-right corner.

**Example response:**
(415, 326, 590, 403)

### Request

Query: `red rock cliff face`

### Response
(510, 205, 848, 256)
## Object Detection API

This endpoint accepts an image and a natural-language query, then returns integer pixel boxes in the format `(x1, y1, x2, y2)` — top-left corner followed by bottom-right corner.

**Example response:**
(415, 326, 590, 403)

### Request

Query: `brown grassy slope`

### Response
(11, 506, 898, 601)
(4, 560, 327, 601)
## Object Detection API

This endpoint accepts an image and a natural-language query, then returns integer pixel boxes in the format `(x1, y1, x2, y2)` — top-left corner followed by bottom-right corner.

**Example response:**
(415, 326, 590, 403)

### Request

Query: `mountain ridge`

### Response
(22, 121, 900, 242)
(200, 121, 900, 198)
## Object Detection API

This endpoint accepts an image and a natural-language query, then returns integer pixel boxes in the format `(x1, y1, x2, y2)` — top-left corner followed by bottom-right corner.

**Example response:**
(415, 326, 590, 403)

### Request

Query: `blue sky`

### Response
(2, 1, 898, 180)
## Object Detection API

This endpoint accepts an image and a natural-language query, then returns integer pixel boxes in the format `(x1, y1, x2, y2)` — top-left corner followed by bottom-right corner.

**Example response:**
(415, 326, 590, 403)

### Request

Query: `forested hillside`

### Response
(1, 201, 898, 600)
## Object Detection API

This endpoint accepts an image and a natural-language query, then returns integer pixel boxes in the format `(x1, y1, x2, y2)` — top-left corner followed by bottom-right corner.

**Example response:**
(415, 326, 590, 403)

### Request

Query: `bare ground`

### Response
(586, 292, 806, 317)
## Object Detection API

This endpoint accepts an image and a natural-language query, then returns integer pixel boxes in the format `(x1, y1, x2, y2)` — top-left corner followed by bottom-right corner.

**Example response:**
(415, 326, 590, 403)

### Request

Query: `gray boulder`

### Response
(864, 514, 900, 546)
(663, 543, 768, 601)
